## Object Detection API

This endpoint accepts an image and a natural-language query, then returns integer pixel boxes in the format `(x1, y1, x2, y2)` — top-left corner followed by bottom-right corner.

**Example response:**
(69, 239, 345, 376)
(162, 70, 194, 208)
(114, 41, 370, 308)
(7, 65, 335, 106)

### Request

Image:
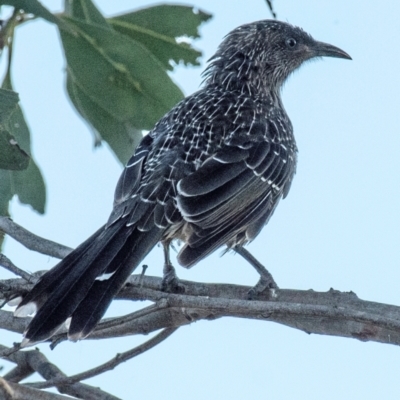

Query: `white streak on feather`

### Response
(126, 154, 146, 167)
(7, 296, 22, 307)
(65, 317, 72, 330)
(21, 338, 32, 348)
(95, 272, 115, 281)
(14, 302, 37, 318)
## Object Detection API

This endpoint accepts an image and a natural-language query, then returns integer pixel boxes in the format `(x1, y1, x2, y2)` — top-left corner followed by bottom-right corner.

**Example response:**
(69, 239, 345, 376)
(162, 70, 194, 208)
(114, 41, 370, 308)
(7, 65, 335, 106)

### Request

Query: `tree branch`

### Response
(3, 363, 34, 383)
(0, 217, 72, 259)
(27, 327, 177, 389)
(0, 345, 121, 400)
(0, 377, 73, 400)
(0, 254, 33, 282)
(264, 0, 277, 18)
(2, 221, 400, 398)
(120, 283, 400, 345)
(2, 272, 400, 347)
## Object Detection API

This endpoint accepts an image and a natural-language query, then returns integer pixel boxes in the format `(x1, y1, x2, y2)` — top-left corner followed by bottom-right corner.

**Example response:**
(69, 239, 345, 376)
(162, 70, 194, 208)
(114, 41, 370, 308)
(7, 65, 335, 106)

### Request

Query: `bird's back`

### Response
(113, 84, 298, 266)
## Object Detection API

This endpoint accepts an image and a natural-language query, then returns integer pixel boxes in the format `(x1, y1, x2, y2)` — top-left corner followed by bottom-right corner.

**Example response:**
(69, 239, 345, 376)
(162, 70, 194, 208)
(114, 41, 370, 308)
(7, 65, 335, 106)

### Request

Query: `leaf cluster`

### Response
(0, 0, 212, 233)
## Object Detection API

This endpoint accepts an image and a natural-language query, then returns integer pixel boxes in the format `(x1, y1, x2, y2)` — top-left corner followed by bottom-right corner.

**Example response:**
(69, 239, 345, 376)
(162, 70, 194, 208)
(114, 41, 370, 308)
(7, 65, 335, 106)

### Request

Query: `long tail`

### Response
(16, 220, 162, 345)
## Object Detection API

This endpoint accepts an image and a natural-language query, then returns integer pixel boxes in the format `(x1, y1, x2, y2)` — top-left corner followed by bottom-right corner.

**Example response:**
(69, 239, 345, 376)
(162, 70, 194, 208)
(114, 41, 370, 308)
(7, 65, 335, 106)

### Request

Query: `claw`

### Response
(247, 276, 278, 299)
(161, 264, 185, 293)
(235, 246, 279, 299)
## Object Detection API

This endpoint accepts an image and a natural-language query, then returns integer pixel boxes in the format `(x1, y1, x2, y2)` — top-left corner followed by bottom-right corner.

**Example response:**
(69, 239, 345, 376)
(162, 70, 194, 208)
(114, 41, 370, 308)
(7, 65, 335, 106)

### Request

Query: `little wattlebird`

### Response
(15, 20, 351, 346)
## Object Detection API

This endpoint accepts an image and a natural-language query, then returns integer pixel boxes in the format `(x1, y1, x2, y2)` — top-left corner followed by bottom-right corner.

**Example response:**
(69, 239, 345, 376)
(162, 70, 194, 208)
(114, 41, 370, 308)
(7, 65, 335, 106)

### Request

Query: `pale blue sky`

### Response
(2, 1, 400, 399)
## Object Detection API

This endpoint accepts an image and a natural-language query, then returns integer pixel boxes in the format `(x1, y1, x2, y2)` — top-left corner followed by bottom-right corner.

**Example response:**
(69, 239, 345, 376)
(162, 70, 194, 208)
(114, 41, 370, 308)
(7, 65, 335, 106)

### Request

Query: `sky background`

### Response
(1, 0, 400, 399)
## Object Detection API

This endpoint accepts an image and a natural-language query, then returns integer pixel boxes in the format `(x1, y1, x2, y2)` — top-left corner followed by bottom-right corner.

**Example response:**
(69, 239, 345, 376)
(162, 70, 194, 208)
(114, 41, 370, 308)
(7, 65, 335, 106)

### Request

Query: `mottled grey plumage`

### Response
(16, 20, 351, 345)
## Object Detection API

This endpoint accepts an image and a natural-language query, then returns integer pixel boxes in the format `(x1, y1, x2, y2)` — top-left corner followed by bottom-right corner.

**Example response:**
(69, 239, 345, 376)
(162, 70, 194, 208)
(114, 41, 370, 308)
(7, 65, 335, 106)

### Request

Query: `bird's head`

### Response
(204, 20, 351, 94)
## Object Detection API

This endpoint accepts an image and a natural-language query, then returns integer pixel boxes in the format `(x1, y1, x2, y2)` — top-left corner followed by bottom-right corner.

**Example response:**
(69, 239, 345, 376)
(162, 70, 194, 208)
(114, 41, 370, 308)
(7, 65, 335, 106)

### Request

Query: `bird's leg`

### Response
(235, 246, 278, 299)
(161, 241, 185, 294)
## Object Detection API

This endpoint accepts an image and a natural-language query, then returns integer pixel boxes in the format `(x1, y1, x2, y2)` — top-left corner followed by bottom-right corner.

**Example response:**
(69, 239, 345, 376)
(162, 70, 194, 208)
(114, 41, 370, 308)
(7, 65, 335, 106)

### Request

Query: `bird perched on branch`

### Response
(15, 20, 351, 346)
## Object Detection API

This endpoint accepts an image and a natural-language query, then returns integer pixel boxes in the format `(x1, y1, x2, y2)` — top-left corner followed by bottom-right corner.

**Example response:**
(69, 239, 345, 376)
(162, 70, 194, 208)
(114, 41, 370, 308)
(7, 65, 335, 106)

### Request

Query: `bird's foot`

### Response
(234, 246, 278, 299)
(247, 273, 278, 300)
(161, 263, 185, 294)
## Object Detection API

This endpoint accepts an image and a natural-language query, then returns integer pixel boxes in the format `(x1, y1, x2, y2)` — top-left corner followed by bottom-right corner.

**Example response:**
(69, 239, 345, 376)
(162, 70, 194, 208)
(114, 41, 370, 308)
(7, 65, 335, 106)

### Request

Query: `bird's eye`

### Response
(285, 38, 297, 48)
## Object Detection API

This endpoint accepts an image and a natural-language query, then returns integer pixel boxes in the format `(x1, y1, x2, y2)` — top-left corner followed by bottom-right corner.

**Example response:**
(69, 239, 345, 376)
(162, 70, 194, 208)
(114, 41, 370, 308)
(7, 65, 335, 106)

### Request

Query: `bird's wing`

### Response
(106, 134, 154, 227)
(177, 131, 296, 267)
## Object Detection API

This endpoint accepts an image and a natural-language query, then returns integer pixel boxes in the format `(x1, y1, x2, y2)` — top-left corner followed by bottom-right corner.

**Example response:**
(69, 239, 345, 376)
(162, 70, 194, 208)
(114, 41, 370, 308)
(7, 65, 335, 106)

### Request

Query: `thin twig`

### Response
(139, 264, 148, 287)
(0, 378, 73, 400)
(0, 253, 33, 281)
(27, 327, 178, 389)
(50, 299, 168, 350)
(50, 300, 168, 349)
(264, 0, 277, 18)
(0, 345, 121, 400)
(0, 343, 21, 358)
(0, 216, 72, 259)
(94, 300, 168, 333)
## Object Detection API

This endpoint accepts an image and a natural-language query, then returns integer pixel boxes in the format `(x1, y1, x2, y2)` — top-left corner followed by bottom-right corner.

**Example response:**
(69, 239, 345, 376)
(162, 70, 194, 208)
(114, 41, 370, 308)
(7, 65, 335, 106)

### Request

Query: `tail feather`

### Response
(19, 222, 130, 341)
(68, 225, 162, 340)
(18, 226, 106, 312)
(18, 221, 162, 345)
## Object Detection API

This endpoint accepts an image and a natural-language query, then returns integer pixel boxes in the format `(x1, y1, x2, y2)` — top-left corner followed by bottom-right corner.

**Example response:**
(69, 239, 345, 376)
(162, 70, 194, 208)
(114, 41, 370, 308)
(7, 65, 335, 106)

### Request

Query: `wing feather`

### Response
(176, 136, 296, 267)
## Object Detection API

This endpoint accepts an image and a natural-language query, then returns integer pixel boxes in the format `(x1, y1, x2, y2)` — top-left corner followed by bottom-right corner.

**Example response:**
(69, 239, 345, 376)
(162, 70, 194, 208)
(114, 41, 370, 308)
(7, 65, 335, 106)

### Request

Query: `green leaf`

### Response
(0, 165, 45, 217)
(0, 88, 19, 122)
(109, 5, 212, 69)
(0, 159, 46, 216)
(12, 159, 46, 214)
(0, 130, 29, 170)
(111, 5, 212, 39)
(64, 0, 110, 28)
(59, 16, 183, 131)
(0, 84, 46, 215)
(0, 88, 30, 170)
(0, 170, 13, 216)
(67, 71, 142, 164)
(109, 21, 200, 70)
(58, 5, 211, 163)
(0, 168, 12, 248)
(0, 0, 60, 25)
(4, 105, 46, 213)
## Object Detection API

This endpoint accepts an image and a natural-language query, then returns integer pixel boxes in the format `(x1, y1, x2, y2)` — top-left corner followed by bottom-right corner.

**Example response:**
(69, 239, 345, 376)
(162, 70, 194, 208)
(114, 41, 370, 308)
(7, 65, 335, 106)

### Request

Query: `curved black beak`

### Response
(312, 41, 352, 60)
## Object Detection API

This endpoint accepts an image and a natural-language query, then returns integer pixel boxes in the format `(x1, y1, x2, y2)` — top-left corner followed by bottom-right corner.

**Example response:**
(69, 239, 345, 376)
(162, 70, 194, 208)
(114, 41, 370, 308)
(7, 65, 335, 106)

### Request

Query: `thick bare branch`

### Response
(0, 217, 72, 259)
(119, 284, 400, 345)
(2, 271, 400, 347)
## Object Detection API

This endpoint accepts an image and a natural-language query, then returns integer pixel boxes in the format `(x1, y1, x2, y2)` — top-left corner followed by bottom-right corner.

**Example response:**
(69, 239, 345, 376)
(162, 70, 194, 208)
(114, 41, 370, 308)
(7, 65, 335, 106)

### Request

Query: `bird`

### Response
(14, 20, 351, 346)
